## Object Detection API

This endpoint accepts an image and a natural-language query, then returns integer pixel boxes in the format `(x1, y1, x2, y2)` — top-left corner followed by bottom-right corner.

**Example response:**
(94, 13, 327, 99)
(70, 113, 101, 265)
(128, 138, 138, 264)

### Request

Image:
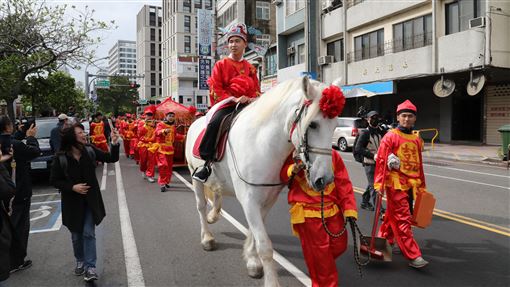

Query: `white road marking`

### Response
(31, 200, 61, 205)
(32, 193, 60, 197)
(30, 213, 62, 234)
(426, 173, 510, 190)
(423, 164, 510, 178)
(173, 171, 312, 287)
(115, 162, 145, 287)
(30, 205, 52, 221)
(100, 163, 108, 191)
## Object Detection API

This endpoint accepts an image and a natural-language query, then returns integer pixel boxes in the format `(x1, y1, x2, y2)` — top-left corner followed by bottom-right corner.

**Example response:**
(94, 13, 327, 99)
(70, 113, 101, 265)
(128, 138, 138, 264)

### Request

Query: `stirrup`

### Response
(192, 164, 211, 183)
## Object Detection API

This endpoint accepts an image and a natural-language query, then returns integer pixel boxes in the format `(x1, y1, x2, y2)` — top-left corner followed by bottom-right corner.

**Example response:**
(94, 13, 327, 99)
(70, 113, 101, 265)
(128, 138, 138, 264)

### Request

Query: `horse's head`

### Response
(286, 77, 344, 191)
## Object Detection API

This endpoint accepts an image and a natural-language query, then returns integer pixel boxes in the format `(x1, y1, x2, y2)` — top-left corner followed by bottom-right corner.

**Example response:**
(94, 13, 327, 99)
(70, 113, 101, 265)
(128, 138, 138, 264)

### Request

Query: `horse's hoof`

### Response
(247, 266, 264, 279)
(207, 210, 220, 224)
(202, 239, 216, 251)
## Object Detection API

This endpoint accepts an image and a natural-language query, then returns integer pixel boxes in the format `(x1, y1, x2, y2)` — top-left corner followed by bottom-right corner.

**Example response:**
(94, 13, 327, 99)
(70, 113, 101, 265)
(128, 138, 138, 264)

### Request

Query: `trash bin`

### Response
(497, 124, 510, 160)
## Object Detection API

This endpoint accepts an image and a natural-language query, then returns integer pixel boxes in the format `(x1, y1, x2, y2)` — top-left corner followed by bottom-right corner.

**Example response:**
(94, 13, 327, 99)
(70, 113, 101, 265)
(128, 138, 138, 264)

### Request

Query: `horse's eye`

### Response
(309, 122, 318, 129)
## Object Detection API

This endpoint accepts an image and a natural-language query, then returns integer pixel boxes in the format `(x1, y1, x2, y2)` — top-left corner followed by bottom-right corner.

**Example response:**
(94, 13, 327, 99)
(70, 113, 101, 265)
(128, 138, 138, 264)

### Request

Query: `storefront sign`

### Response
(198, 58, 211, 90)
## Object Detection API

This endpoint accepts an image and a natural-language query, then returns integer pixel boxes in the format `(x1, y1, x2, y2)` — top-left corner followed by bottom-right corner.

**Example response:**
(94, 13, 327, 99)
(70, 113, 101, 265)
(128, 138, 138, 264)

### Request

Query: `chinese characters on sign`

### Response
(198, 9, 213, 57)
(199, 58, 211, 90)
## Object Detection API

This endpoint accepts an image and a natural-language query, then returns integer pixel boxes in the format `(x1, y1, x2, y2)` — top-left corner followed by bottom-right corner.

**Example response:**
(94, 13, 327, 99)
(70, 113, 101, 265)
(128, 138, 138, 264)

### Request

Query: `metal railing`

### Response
(347, 33, 433, 63)
(413, 128, 439, 150)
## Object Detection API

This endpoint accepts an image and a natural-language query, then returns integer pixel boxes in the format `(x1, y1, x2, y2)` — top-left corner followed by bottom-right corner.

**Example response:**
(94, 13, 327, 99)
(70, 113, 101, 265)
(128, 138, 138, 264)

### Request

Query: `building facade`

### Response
(108, 40, 137, 79)
(276, 0, 510, 145)
(162, 0, 214, 111)
(136, 5, 163, 102)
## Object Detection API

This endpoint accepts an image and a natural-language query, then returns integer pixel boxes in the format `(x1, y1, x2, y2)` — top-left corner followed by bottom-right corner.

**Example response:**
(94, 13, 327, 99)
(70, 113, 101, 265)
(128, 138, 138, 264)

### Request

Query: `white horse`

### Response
(185, 76, 341, 287)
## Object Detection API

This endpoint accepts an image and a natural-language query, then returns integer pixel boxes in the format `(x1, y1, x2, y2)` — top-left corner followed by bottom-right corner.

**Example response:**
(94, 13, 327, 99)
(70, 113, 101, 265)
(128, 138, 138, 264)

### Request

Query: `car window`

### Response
(35, 120, 58, 139)
(354, 119, 368, 128)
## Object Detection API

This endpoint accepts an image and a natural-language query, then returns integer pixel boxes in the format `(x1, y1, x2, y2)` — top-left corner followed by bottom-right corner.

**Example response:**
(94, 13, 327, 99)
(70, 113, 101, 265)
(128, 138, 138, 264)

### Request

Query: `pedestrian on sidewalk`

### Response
(154, 112, 184, 192)
(0, 146, 16, 282)
(137, 106, 157, 183)
(50, 113, 69, 154)
(50, 123, 120, 282)
(374, 100, 429, 269)
(354, 110, 387, 212)
(280, 149, 358, 287)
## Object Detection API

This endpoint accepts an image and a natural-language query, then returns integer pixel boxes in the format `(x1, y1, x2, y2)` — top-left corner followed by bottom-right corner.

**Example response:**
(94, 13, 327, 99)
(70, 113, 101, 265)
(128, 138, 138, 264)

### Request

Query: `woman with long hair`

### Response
(50, 123, 120, 282)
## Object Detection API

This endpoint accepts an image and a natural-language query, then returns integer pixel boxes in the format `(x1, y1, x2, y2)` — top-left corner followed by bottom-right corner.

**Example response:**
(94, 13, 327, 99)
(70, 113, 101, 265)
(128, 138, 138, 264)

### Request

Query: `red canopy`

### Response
(155, 97, 196, 124)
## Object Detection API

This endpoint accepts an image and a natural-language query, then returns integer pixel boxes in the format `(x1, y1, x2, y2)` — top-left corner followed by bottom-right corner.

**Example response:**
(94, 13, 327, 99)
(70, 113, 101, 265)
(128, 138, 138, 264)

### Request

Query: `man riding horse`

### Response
(192, 22, 260, 182)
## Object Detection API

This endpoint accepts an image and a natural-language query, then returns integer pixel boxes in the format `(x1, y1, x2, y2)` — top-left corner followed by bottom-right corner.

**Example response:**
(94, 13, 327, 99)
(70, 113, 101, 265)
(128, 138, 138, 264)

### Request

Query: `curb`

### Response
(423, 154, 507, 167)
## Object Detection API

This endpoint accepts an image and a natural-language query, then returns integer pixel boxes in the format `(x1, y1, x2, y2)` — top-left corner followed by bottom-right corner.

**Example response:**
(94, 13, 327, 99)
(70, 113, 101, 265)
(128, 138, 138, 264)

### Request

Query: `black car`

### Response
(29, 117, 59, 174)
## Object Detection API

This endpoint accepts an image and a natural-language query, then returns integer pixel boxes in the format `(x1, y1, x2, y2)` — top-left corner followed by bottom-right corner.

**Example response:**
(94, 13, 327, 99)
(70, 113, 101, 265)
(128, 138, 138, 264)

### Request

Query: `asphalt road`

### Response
(4, 150, 510, 287)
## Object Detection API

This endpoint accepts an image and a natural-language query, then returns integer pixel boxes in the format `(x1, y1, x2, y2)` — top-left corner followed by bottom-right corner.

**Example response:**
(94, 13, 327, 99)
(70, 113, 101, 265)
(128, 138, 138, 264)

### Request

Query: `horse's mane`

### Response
(246, 78, 323, 127)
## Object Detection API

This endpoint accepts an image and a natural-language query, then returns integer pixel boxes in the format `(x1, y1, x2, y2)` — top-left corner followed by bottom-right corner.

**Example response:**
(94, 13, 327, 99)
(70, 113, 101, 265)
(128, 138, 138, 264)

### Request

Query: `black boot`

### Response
(192, 163, 211, 183)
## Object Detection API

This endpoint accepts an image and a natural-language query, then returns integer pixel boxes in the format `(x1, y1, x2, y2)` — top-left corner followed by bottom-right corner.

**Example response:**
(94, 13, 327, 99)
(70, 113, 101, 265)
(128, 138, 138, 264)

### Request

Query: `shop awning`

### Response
(342, 81, 394, 98)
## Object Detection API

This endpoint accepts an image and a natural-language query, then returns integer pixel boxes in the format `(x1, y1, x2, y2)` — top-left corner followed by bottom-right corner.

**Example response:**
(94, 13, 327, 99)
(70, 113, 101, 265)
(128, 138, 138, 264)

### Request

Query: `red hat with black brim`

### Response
(396, 100, 417, 115)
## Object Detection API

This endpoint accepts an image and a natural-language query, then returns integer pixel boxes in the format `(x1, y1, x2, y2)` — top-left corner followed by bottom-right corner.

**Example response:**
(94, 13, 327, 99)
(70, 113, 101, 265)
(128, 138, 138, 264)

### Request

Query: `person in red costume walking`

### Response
(121, 114, 135, 158)
(130, 115, 141, 162)
(192, 22, 260, 183)
(90, 112, 109, 152)
(280, 149, 357, 287)
(154, 112, 184, 192)
(137, 106, 157, 183)
(374, 99, 429, 269)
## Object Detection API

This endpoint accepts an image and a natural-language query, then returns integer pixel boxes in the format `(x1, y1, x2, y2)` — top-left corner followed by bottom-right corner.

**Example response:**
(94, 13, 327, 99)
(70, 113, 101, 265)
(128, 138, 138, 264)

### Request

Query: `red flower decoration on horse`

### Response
(319, 85, 345, 119)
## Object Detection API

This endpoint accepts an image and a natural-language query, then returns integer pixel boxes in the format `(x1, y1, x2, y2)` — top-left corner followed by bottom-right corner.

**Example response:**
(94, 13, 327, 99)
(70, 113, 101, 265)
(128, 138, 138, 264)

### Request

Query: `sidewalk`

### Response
(422, 143, 507, 165)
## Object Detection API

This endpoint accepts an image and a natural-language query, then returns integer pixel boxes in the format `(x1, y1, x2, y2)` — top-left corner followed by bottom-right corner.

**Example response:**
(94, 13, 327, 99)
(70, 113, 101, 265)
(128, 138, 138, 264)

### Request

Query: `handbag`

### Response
(412, 191, 436, 228)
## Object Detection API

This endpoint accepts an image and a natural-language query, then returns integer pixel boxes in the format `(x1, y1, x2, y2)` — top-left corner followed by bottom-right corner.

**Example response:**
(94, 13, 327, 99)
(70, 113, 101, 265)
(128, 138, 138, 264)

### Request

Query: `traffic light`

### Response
(129, 82, 140, 89)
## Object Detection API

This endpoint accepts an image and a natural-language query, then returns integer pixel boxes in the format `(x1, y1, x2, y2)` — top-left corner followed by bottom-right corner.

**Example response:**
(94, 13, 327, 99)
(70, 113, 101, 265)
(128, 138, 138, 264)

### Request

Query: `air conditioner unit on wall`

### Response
(272, 0, 283, 5)
(469, 17, 486, 29)
(318, 55, 335, 66)
(287, 46, 296, 55)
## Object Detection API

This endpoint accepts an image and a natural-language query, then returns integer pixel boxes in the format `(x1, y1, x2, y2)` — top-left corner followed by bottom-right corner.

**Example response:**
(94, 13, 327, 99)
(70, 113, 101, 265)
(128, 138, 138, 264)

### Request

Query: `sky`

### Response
(46, 0, 162, 85)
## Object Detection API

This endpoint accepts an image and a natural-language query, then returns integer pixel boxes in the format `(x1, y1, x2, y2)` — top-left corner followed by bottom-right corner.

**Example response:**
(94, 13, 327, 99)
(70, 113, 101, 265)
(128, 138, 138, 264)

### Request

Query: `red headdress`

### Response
(144, 105, 157, 115)
(396, 100, 417, 115)
(319, 85, 345, 118)
(227, 23, 248, 43)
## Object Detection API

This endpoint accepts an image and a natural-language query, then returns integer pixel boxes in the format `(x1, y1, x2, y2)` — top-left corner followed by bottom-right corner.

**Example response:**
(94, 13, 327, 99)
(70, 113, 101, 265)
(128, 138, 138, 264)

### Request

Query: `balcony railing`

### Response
(347, 32, 432, 63)
(346, 0, 365, 9)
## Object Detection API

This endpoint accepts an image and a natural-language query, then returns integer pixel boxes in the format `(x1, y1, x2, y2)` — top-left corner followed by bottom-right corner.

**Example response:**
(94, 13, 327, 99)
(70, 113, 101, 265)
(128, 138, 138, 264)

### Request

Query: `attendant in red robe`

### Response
(137, 106, 157, 183)
(121, 114, 135, 157)
(130, 116, 141, 162)
(193, 22, 260, 183)
(374, 99, 429, 269)
(281, 150, 357, 287)
(154, 112, 184, 192)
(90, 113, 109, 152)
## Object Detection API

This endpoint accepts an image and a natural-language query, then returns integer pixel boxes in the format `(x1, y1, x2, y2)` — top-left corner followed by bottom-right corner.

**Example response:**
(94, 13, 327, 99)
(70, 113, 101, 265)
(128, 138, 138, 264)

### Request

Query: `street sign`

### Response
(96, 79, 110, 89)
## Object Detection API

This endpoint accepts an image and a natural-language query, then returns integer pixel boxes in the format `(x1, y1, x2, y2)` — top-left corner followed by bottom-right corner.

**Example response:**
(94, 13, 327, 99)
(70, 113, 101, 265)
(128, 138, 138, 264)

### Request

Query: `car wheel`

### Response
(338, 138, 348, 152)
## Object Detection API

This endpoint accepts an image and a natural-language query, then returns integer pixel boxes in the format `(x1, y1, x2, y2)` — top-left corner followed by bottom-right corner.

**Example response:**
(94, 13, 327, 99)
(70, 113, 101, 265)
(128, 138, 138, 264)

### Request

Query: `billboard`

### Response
(197, 9, 213, 57)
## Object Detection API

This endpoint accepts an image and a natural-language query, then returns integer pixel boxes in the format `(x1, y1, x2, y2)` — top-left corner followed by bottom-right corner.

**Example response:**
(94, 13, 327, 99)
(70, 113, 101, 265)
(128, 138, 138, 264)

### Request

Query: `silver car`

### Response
(332, 117, 367, 152)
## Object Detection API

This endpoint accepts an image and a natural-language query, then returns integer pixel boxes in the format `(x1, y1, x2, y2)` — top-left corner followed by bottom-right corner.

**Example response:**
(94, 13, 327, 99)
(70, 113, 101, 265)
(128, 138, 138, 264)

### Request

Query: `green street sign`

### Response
(138, 99, 148, 105)
(96, 79, 110, 89)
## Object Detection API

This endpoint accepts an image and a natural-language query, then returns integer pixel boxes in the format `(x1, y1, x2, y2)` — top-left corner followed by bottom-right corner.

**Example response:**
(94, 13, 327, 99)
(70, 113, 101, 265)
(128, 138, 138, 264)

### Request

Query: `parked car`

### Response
(332, 117, 367, 152)
(29, 117, 59, 174)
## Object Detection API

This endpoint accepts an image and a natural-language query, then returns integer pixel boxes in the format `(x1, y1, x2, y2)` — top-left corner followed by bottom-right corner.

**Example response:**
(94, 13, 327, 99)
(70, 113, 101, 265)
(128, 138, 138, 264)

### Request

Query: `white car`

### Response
(332, 117, 367, 152)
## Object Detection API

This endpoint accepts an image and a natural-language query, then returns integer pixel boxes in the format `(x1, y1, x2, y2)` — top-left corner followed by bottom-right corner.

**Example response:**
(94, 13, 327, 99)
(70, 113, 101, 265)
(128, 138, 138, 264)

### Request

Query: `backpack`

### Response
(58, 145, 97, 179)
(352, 130, 366, 163)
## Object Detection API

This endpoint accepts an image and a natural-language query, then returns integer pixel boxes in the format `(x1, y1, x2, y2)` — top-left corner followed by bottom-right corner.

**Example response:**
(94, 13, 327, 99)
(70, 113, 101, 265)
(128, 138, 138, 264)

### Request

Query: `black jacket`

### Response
(354, 126, 386, 165)
(0, 163, 16, 281)
(3, 136, 40, 204)
(50, 144, 119, 233)
(50, 122, 65, 153)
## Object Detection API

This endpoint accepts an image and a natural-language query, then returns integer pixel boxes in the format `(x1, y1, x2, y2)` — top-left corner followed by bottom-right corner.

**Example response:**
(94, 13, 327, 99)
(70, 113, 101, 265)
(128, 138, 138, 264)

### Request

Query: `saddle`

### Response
(192, 105, 241, 161)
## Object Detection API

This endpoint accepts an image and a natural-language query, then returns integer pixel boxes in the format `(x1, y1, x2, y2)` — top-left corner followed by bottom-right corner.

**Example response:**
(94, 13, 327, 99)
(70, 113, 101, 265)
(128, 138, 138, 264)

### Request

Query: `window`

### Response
(256, 1, 270, 20)
(149, 12, 156, 26)
(288, 52, 295, 66)
(446, 0, 486, 35)
(204, 0, 212, 10)
(286, 0, 305, 16)
(393, 14, 432, 52)
(194, 0, 202, 9)
(183, 0, 191, 13)
(151, 58, 156, 70)
(197, 96, 203, 104)
(150, 28, 155, 41)
(184, 36, 191, 53)
(187, 98, 192, 102)
(193, 80, 198, 88)
(151, 73, 156, 85)
(264, 48, 277, 76)
(327, 39, 344, 62)
(151, 88, 156, 98)
(184, 15, 191, 33)
(158, 29, 161, 42)
(255, 34, 271, 47)
(179, 96, 184, 103)
(353, 29, 384, 61)
(298, 44, 305, 64)
(151, 43, 156, 56)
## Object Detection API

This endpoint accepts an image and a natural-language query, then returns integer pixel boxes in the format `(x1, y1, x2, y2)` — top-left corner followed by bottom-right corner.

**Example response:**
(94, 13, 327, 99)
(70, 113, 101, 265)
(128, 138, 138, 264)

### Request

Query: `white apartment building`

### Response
(108, 40, 137, 78)
(137, 5, 163, 102)
(162, 0, 214, 111)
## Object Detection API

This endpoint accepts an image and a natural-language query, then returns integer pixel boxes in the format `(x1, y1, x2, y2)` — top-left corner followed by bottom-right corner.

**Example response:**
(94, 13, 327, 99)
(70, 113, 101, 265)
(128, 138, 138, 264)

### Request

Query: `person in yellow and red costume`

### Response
(192, 22, 260, 183)
(154, 112, 184, 192)
(130, 114, 141, 162)
(374, 99, 429, 269)
(280, 85, 358, 287)
(121, 114, 135, 158)
(137, 106, 157, 183)
(90, 112, 109, 152)
(280, 150, 357, 287)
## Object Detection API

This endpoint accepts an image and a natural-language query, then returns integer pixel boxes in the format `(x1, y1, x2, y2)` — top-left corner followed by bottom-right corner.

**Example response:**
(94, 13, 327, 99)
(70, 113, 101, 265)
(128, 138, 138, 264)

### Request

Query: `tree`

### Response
(21, 71, 89, 116)
(0, 0, 114, 120)
(96, 77, 137, 115)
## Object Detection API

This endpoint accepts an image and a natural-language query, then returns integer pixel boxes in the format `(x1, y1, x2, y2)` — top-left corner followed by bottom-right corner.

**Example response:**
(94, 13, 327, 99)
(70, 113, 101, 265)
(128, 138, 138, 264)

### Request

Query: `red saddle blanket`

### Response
(192, 129, 229, 161)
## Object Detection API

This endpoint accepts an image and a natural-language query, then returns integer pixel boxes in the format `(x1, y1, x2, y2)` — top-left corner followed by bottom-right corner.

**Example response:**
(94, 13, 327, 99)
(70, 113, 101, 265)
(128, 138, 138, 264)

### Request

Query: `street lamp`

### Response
(84, 56, 109, 99)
